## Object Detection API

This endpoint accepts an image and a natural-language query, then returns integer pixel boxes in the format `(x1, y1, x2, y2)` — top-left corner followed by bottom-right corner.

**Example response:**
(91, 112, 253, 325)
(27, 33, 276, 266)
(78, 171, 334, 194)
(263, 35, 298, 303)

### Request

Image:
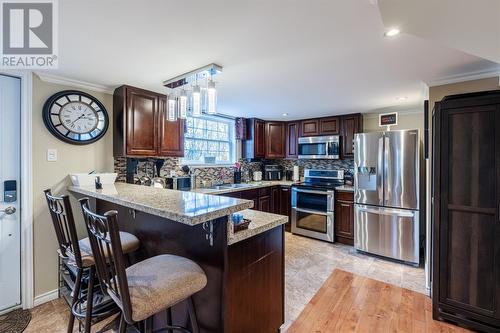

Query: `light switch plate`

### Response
(47, 149, 57, 162)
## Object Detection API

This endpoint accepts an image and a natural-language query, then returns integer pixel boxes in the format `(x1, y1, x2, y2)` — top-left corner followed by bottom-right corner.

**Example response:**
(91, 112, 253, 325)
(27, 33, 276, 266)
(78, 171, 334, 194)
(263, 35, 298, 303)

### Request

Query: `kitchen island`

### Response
(69, 183, 287, 333)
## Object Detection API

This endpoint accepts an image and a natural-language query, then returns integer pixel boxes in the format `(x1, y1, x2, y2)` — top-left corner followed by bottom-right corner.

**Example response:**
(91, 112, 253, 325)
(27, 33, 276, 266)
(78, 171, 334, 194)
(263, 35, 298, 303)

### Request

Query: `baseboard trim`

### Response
(33, 289, 58, 307)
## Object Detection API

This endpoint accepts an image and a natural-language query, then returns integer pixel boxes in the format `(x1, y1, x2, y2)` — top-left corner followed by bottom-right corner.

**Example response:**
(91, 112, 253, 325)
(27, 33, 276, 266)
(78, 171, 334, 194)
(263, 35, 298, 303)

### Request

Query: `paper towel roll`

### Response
(293, 166, 300, 181)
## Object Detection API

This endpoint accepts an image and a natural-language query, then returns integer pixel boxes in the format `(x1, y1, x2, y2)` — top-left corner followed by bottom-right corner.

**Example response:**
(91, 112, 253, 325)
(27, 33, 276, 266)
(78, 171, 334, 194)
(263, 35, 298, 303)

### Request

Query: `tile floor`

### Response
(282, 232, 427, 331)
(23, 232, 426, 332)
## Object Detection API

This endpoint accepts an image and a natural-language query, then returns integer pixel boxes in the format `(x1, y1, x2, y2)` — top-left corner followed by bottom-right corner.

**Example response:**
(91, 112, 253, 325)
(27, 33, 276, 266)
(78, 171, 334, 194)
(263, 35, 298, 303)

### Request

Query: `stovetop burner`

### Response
(292, 169, 345, 191)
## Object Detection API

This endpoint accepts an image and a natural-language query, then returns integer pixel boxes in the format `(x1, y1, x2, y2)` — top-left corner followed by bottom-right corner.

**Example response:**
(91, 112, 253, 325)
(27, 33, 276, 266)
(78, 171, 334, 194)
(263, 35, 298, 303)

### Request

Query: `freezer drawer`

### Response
(354, 204, 419, 264)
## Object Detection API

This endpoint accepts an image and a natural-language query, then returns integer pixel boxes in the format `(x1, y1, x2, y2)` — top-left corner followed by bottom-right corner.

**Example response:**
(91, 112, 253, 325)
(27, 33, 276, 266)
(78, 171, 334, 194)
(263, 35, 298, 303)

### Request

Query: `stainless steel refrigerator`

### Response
(353, 130, 420, 265)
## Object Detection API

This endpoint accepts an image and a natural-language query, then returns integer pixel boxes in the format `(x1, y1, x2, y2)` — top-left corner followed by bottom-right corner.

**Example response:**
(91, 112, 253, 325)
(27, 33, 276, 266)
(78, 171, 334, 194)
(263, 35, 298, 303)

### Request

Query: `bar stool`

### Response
(79, 198, 207, 333)
(44, 189, 140, 333)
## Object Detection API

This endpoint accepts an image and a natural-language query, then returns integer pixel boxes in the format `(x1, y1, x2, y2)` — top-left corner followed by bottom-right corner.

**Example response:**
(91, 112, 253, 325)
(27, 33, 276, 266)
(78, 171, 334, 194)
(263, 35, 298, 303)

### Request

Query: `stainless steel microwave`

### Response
(298, 135, 339, 159)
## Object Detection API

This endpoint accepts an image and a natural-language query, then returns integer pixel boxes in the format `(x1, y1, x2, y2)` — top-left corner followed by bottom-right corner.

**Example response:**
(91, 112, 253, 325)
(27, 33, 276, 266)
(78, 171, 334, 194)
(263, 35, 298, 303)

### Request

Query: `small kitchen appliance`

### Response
(165, 176, 192, 191)
(263, 164, 283, 181)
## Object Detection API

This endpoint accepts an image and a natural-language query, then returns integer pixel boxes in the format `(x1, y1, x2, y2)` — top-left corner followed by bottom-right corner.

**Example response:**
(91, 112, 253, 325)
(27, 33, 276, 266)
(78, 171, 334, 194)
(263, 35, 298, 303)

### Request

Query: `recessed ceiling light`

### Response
(282, 113, 289, 116)
(396, 96, 408, 101)
(384, 28, 400, 37)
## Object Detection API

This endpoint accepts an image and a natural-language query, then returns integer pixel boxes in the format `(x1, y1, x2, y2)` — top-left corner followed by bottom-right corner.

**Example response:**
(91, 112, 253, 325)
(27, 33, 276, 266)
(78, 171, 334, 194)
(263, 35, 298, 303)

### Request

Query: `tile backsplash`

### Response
(114, 157, 354, 188)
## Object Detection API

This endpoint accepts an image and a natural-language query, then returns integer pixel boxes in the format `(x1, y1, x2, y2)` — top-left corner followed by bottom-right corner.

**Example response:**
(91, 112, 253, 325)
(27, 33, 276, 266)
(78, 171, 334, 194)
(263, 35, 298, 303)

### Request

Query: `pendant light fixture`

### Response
(163, 63, 223, 118)
(178, 89, 187, 119)
(167, 93, 177, 121)
(207, 79, 217, 115)
(192, 84, 202, 117)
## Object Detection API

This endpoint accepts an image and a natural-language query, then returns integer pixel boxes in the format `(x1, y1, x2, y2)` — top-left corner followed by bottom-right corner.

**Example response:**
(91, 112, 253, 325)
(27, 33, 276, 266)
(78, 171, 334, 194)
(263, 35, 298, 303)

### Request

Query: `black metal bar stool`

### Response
(44, 189, 140, 333)
(79, 198, 207, 333)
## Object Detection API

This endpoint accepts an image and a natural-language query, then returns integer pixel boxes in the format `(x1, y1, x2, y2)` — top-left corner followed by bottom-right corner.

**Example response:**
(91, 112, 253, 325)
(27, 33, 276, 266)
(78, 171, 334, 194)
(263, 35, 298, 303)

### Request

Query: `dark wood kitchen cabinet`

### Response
(271, 186, 281, 214)
(114, 85, 184, 157)
(432, 90, 500, 333)
(280, 186, 292, 231)
(286, 122, 299, 158)
(265, 122, 286, 158)
(300, 119, 319, 136)
(341, 113, 362, 158)
(158, 97, 185, 157)
(243, 118, 266, 159)
(334, 191, 354, 245)
(319, 116, 340, 135)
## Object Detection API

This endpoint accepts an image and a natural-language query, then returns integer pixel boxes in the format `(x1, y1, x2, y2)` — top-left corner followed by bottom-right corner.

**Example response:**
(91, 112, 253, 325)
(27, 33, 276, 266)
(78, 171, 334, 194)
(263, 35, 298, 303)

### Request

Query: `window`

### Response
(182, 115, 235, 165)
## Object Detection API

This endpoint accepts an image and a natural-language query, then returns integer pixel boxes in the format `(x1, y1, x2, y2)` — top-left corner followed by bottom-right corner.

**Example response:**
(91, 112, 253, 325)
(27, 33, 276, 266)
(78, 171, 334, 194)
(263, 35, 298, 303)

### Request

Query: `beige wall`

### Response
(32, 74, 114, 297)
(363, 110, 424, 137)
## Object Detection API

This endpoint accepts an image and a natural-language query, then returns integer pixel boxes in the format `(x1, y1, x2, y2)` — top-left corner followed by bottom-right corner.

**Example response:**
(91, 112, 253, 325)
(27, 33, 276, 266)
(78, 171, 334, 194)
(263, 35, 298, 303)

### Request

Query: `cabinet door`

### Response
(259, 195, 272, 213)
(300, 119, 319, 136)
(341, 114, 362, 158)
(319, 117, 340, 135)
(255, 119, 266, 158)
(280, 186, 292, 231)
(335, 199, 354, 244)
(265, 122, 285, 158)
(438, 104, 500, 319)
(271, 186, 280, 214)
(125, 87, 159, 156)
(286, 122, 299, 158)
(158, 97, 185, 157)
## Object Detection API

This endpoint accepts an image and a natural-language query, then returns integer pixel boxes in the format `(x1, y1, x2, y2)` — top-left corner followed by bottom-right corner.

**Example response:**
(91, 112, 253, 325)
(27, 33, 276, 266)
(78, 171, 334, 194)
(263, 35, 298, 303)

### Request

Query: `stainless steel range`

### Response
(291, 169, 344, 242)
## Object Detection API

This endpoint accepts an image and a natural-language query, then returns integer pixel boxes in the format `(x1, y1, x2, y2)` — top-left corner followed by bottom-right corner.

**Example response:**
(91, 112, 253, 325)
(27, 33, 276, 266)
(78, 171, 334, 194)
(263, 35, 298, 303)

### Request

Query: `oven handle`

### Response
(292, 188, 334, 196)
(293, 207, 333, 216)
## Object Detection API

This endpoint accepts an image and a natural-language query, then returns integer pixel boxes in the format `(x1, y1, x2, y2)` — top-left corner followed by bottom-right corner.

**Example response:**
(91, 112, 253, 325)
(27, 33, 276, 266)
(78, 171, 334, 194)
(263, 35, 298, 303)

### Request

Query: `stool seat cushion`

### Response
(119, 254, 207, 322)
(73, 232, 140, 267)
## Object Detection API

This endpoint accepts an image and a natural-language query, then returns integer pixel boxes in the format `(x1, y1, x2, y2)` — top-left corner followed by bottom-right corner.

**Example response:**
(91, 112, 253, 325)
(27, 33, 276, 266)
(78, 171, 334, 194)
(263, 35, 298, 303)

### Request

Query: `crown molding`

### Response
(427, 68, 500, 87)
(35, 72, 115, 94)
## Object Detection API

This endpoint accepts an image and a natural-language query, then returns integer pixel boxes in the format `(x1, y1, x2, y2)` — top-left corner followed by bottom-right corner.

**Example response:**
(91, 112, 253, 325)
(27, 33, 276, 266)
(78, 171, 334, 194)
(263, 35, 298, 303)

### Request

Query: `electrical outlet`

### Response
(47, 149, 57, 162)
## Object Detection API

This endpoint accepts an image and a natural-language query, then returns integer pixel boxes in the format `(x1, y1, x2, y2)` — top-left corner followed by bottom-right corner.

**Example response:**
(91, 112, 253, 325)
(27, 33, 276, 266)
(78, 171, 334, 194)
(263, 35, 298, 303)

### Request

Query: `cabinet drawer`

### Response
(240, 189, 259, 200)
(336, 191, 354, 202)
(259, 187, 271, 197)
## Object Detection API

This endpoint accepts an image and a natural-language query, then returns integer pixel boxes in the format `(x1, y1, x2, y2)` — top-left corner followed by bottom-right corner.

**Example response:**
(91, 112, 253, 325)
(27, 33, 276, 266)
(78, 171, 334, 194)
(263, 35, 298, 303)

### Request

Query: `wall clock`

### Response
(42, 90, 109, 145)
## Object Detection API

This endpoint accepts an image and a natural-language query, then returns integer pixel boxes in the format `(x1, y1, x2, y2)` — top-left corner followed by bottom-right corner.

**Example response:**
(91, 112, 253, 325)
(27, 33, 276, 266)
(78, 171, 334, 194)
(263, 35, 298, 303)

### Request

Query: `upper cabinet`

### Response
(114, 85, 184, 157)
(265, 122, 286, 158)
(243, 118, 266, 159)
(300, 119, 320, 136)
(341, 113, 362, 158)
(286, 122, 299, 158)
(299, 116, 340, 137)
(319, 116, 340, 135)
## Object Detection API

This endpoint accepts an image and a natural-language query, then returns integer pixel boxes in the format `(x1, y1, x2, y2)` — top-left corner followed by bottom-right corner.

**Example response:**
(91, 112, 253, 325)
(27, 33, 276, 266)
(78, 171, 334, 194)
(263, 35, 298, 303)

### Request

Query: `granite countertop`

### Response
(334, 185, 355, 192)
(227, 209, 288, 245)
(191, 180, 298, 195)
(68, 183, 253, 226)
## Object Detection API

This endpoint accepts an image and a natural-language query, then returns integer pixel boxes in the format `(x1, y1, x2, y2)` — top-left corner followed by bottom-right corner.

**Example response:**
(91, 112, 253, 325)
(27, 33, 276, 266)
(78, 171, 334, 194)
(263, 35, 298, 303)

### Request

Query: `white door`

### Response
(0, 75, 21, 311)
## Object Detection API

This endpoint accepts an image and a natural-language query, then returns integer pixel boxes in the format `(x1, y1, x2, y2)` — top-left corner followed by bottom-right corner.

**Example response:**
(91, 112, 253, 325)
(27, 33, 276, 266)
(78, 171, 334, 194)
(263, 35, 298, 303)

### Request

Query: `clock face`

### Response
(43, 90, 109, 145)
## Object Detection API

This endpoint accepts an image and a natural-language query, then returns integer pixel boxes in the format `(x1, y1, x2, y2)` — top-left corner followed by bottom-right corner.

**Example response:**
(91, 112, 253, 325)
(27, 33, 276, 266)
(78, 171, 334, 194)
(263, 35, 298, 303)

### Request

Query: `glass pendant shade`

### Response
(178, 90, 187, 119)
(167, 95, 177, 121)
(192, 85, 202, 117)
(207, 80, 217, 114)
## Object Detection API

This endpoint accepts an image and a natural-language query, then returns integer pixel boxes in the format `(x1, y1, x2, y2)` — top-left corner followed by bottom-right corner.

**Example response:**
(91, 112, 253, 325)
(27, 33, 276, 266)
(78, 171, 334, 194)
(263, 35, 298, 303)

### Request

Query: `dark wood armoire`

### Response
(432, 90, 500, 332)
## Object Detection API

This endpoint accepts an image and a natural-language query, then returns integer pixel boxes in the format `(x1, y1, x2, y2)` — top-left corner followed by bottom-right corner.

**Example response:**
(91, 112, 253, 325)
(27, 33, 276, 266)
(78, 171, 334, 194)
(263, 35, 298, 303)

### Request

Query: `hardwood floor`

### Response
(286, 269, 475, 333)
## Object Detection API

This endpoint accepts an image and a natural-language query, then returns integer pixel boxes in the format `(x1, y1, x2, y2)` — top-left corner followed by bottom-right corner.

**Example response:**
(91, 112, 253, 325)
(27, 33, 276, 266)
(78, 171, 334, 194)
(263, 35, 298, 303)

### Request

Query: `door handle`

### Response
(0, 206, 16, 215)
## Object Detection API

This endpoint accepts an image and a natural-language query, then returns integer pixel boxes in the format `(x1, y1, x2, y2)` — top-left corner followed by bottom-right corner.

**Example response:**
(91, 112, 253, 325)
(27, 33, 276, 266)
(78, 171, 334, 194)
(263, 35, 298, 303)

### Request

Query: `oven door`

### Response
(292, 208, 334, 242)
(292, 188, 334, 212)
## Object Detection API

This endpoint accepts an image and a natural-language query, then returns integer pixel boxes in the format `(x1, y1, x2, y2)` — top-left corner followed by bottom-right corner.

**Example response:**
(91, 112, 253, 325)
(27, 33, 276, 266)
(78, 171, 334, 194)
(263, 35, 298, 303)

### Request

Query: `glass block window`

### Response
(182, 115, 235, 165)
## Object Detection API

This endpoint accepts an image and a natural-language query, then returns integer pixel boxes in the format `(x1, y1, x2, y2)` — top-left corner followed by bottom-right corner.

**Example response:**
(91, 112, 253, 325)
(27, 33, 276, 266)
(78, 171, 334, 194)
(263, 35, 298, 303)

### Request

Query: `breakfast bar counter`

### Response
(69, 183, 286, 333)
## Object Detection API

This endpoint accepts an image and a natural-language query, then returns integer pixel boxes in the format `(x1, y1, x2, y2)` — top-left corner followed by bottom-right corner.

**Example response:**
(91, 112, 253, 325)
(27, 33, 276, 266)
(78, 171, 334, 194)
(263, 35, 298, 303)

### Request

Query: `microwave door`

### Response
(298, 143, 327, 158)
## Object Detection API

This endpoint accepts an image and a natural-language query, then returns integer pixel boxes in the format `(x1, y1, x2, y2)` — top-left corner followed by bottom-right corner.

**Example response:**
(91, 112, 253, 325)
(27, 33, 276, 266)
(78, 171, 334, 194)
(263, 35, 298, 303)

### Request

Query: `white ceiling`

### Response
(41, 0, 500, 119)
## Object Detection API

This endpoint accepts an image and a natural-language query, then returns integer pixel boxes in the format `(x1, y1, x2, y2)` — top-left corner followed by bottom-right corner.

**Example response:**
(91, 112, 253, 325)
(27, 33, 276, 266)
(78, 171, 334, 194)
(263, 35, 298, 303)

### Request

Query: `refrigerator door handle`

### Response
(356, 205, 415, 218)
(377, 136, 384, 204)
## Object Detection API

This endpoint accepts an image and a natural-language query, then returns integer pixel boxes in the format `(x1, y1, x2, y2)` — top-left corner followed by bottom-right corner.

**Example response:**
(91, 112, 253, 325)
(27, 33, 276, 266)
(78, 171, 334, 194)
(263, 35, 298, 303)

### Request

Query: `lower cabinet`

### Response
(220, 186, 292, 227)
(334, 191, 354, 245)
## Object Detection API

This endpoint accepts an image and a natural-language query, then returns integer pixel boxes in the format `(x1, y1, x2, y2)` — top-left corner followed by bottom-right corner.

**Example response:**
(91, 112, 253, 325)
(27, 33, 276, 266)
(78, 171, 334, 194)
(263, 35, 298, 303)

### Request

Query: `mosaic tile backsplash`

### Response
(114, 157, 354, 188)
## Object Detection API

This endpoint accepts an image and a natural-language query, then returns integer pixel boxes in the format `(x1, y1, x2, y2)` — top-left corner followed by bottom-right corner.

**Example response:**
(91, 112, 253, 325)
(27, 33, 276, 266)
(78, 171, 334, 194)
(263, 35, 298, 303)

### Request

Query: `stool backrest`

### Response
(44, 189, 83, 268)
(79, 198, 133, 322)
